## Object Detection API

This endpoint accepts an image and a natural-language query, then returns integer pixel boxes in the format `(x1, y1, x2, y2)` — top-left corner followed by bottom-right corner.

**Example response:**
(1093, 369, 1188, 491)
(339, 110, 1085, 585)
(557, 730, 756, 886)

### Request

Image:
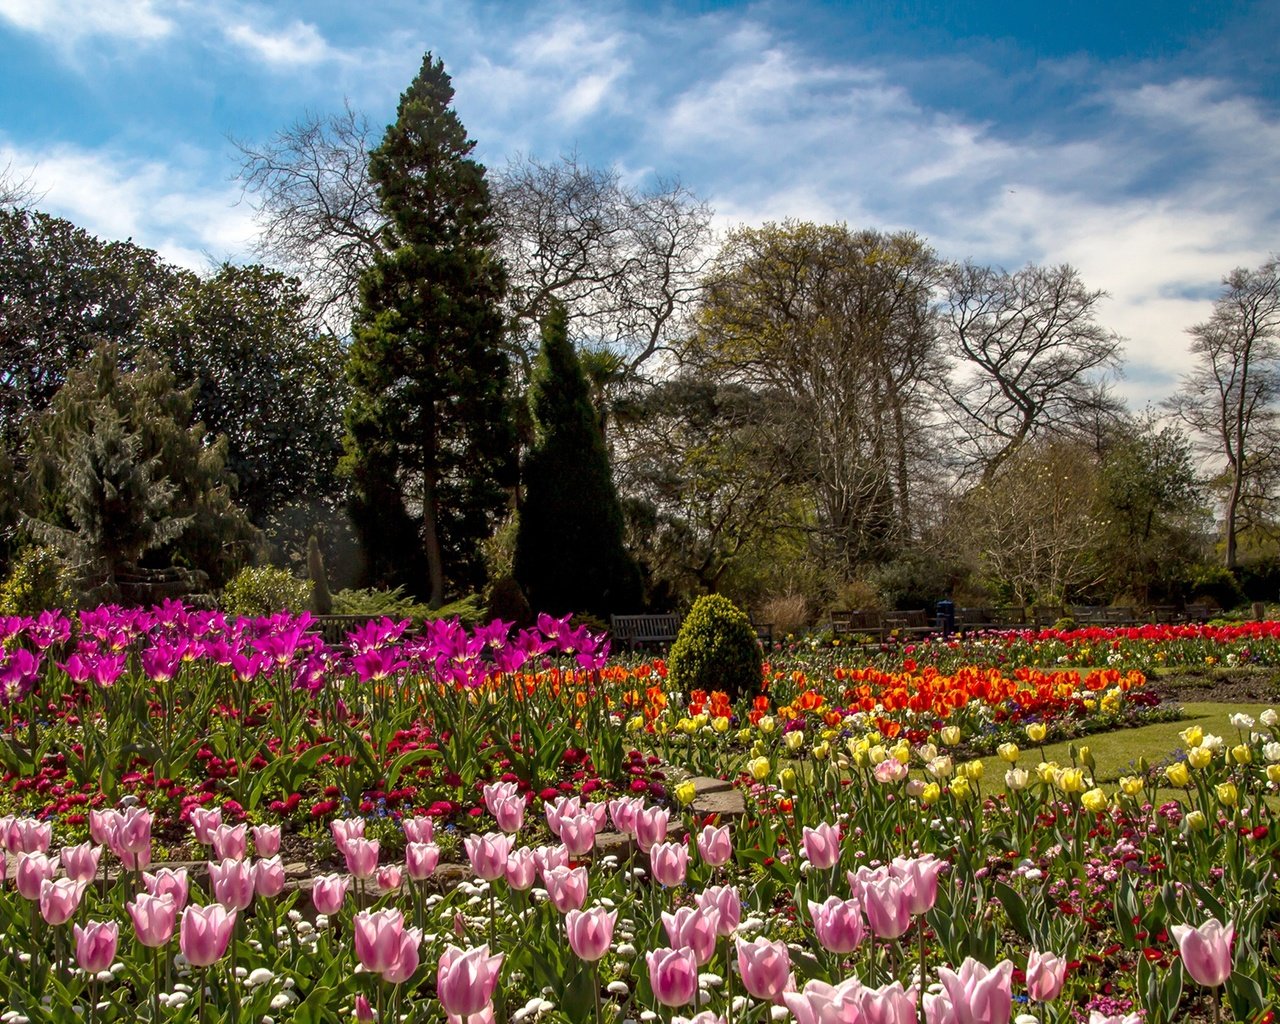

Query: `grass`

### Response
(975, 701, 1276, 799)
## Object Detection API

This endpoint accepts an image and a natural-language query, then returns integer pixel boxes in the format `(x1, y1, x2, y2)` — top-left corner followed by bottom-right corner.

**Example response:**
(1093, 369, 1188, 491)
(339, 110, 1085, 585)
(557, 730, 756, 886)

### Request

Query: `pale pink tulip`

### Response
(890, 854, 946, 916)
(504, 847, 537, 890)
(437, 944, 504, 1019)
(559, 813, 597, 857)
(188, 807, 221, 845)
(89, 809, 121, 848)
(402, 816, 433, 844)
(736, 935, 794, 1002)
(544, 865, 589, 913)
(862, 875, 912, 939)
(39, 877, 88, 925)
(490, 794, 527, 834)
(649, 841, 689, 887)
(662, 905, 720, 966)
(645, 945, 698, 1007)
(809, 896, 865, 953)
(343, 837, 380, 879)
(60, 842, 102, 883)
(251, 824, 281, 857)
(634, 805, 670, 852)
(208, 858, 255, 911)
(310, 873, 350, 915)
(8, 818, 51, 855)
(533, 844, 569, 881)
(932, 958, 1014, 1024)
(127, 893, 178, 947)
(211, 823, 248, 861)
(143, 867, 189, 911)
(179, 904, 236, 967)
(1025, 950, 1066, 1002)
(695, 884, 741, 936)
(783, 978, 864, 1024)
(565, 905, 617, 962)
(376, 864, 403, 893)
(15, 852, 58, 901)
(607, 796, 641, 835)
(406, 842, 441, 881)
(73, 920, 118, 973)
(802, 822, 842, 870)
(353, 908, 408, 975)
(858, 981, 917, 1024)
(255, 857, 286, 898)
(330, 818, 365, 856)
(1172, 918, 1234, 988)
(696, 825, 732, 867)
(464, 833, 512, 882)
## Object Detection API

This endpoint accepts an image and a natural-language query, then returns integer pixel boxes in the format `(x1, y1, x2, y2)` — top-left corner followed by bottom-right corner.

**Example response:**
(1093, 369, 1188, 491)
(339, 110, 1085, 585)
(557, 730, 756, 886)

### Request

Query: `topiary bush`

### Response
(222, 565, 311, 617)
(667, 594, 763, 700)
(0, 546, 76, 614)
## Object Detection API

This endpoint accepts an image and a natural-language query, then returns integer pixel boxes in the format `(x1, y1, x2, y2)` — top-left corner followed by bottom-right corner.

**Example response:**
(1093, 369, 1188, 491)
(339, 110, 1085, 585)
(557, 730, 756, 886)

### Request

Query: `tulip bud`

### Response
(674, 781, 697, 806)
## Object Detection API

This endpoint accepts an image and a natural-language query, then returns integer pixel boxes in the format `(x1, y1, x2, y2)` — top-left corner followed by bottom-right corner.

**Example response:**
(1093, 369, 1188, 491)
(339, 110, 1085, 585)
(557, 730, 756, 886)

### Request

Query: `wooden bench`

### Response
(311, 614, 404, 646)
(1184, 603, 1214, 623)
(752, 621, 774, 646)
(829, 609, 884, 640)
(610, 613, 683, 652)
(1030, 607, 1064, 628)
(1072, 606, 1140, 627)
(882, 609, 934, 640)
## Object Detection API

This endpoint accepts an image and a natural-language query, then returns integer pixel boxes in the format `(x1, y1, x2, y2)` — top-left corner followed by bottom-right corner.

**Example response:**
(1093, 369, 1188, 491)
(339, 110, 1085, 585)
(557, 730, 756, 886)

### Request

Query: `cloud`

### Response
(222, 17, 338, 68)
(0, 0, 173, 43)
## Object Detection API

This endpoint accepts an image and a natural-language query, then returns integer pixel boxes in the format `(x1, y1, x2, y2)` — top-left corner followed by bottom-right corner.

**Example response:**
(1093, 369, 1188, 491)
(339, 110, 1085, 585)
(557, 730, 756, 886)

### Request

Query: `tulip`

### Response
(376, 864, 403, 893)
(8, 818, 51, 855)
(251, 824, 281, 857)
(504, 847, 537, 890)
(858, 981, 917, 1024)
(73, 921, 118, 974)
(211, 823, 248, 861)
(559, 813, 598, 857)
(565, 905, 617, 962)
(344, 837, 381, 879)
(382, 924, 422, 984)
(437, 944, 505, 1018)
(464, 833, 512, 882)
(180, 904, 236, 967)
(783, 978, 864, 1024)
(736, 935, 793, 1001)
(310, 873, 351, 916)
(1025, 950, 1066, 1002)
(932, 957, 1013, 1024)
(15, 852, 59, 901)
(355, 994, 375, 1023)
(143, 867, 189, 911)
(695, 884, 741, 936)
(890, 854, 946, 916)
(60, 842, 102, 883)
(330, 817, 365, 855)
(1171, 918, 1234, 988)
(108, 807, 153, 869)
(809, 896, 865, 953)
(208, 858, 255, 911)
(634, 805, 670, 852)
(649, 841, 689, 887)
(482, 781, 520, 815)
(583, 801, 609, 830)
(1086, 1014, 1141, 1024)
(354, 908, 407, 974)
(533, 844, 570, 882)
(127, 893, 178, 947)
(646, 946, 698, 1007)
(544, 865, 589, 913)
(402, 815, 433, 844)
(862, 875, 912, 939)
(607, 797, 641, 835)
(489, 794, 527, 835)
(802, 822, 842, 870)
(543, 796, 579, 837)
(662, 905, 720, 966)
(406, 842, 441, 881)
(255, 856, 287, 898)
(40, 877, 89, 925)
(696, 824, 732, 867)
(188, 807, 222, 845)
(89, 809, 121, 848)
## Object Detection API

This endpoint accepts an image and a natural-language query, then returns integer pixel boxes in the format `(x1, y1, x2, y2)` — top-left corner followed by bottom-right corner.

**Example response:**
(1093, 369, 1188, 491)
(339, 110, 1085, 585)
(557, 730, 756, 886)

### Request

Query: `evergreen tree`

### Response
(341, 53, 516, 607)
(514, 301, 642, 618)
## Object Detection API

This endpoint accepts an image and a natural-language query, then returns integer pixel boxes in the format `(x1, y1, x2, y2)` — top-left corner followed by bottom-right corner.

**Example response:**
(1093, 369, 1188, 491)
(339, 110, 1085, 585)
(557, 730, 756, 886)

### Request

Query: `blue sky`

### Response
(2, 0, 1277, 406)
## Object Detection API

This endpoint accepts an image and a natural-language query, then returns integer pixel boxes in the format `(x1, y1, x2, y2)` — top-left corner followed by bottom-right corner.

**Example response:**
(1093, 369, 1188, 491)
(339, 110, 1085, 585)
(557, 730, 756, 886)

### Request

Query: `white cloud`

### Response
(0, 0, 173, 43)
(222, 18, 337, 67)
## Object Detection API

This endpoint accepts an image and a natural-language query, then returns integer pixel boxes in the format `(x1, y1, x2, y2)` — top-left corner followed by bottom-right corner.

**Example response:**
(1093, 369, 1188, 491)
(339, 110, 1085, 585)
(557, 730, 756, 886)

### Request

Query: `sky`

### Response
(1, 0, 1277, 407)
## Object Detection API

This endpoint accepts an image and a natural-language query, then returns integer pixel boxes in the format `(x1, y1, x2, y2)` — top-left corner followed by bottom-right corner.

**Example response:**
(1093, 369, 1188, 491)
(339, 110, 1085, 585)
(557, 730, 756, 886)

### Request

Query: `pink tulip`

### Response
(330, 818, 365, 856)
(437, 944, 505, 1018)
(662, 905, 720, 966)
(60, 842, 102, 883)
(382, 925, 422, 984)
(482, 781, 520, 813)
(344, 837, 380, 879)
(15, 852, 59, 901)
(543, 796, 579, 838)
(862, 875, 912, 939)
(696, 824, 732, 867)
(490, 794, 527, 834)
(858, 982, 917, 1024)
(255, 856, 287, 898)
(847, 864, 888, 901)
(607, 796, 641, 835)
(695, 884, 741, 936)
(736, 935, 794, 1001)
(127, 893, 178, 947)
(809, 896, 866, 953)
(544, 865, 589, 913)
(932, 958, 1014, 1024)
(89, 809, 121, 848)
(1025, 950, 1067, 1002)
(406, 842, 441, 881)
(73, 921, 118, 973)
(783, 978, 864, 1024)
(565, 905, 617, 962)
(188, 807, 222, 845)
(802, 822, 842, 870)
(559, 813, 597, 857)
(634, 805, 670, 852)
(533, 844, 569, 881)
(354, 908, 409, 975)
(376, 864, 403, 893)
(649, 841, 689, 887)
(645, 945, 698, 1007)
(211, 823, 248, 861)
(143, 867, 189, 911)
(890, 854, 946, 916)
(402, 815, 434, 844)
(208, 858, 255, 911)
(464, 833, 512, 882)
(874, 759, 908, 784)
(251, 824, 281, 857)
(108, 807, 153, 866)
(355, 995, 375, 1023)
(179, 904, 236, 967)
(504, 847, 537, 890)
(40, 877, 88, 925)
(310, 873, 350, 915)
(1172, 918, 1234, 988)
(8, 818, 51, 855)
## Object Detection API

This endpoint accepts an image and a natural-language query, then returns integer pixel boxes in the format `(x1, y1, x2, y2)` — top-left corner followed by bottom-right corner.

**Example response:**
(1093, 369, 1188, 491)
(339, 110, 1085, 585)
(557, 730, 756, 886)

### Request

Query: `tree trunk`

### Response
(422, 407, 445, 609)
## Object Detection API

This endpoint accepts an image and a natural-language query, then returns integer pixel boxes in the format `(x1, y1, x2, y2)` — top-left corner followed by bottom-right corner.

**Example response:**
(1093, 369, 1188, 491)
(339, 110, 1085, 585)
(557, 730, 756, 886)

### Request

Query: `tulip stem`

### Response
(151, 945, 162, 1022)
(1212, 986, 1221, 1024)
(917, 919, 927, 1024)
(199, 967, 207, 1024)
(592, 961, 603, 1024)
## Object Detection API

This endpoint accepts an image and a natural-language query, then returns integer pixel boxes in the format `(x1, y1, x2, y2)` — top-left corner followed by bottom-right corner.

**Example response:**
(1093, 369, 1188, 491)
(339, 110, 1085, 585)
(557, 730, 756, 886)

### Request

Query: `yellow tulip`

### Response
(997, 742, 1020, 763)
(961, 759, 984, 781)
(1180, 725, 1204, 748)
(940, 726, 962, 747)
(1081, 788, 1108, 813)
(813, 741, 830, 761)
(920, 782, 941, 805)
(748, 756, 771, 781)
(950, 777, 972, 801)
(1165, 762, 1190, 787)
(712, 716, 730, 733)
(868, 744, 888, 765)
(1187, 746, 1213, 770)
(1055, 768, 1085, 794)
(785, 730, 805, 753)
(779, 767, 798, 792)
(1216, 782, 1238, 807)
(757, 715, 776, 735)
(891, 741, 911, 765)
(674, 781, 697, 806)
(1119, 776, 1144, 797)
(1266, 764, 1280, 785)
(1185, 809, 1208, 831)
(1231, 744, 1252, 765)
(1026, 723, 1047, 743)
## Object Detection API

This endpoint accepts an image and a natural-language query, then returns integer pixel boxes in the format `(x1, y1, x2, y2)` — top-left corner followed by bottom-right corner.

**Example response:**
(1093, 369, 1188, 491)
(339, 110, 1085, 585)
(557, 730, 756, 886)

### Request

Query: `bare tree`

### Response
(0, 161, 40, 210)
(942, 262, 1124, 481)
(1167, 257, 1280, 568)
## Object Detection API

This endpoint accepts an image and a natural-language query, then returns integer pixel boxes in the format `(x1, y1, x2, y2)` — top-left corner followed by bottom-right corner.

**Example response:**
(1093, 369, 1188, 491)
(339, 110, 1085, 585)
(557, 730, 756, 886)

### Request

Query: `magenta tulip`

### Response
(1025, 950, 1067, 1002)
(464, 833, 512, 882)
(208, 858, 255, 911)
(565, 905, 617, 962)
(646, 945, 698, 1007)
(695, 884, 741, 936)
(310, 873, 351, 915)
(662, 906, 720, 966)
(736, 935, 794, 1002)
(143, 867, 189, 911)
(933, 958, 1014, 1024)
(809, 896, 866, 953)
(255, 856, 287, 898)
(802, 822, 842, 870)
(127, 893, 178, 947)
(406, 842, 441, 882)
(40, 877, 88, 925)
(437, 944, 504, 1018)
(1172, 918, 1234, 988)
(649, 841, 689, 887)
(15, 852, 58, 901)
(73, 921, 118, 973)
(60, 842, 102, 883)
(544, 865, 589, 913)
(344, 837, 380, 879)
(179, 904, 236, 967)
(696, 824, 732, 867)
(211, 823, 248, 861)
(251, 824, 281, 857)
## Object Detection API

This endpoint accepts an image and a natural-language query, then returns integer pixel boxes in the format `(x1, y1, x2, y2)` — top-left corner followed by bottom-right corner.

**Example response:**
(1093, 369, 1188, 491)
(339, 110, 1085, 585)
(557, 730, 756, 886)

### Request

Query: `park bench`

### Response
(1030, 607, 1064, 628)
(311, 614, 401, 646)
(1072, 605, 1140, 626)
(610, 613, 683, 652)
(829, 609, 884, 640)
(1184, 603, 1214, 623)
(882, 609, 933, 640)
(1147, 605, 1181, 624)
(955, 606, 1027, 632)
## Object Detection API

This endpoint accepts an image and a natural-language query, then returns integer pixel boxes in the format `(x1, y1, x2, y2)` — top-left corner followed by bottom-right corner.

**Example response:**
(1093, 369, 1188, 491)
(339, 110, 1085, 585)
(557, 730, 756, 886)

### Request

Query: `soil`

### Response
(1149, 666, 1280, 705)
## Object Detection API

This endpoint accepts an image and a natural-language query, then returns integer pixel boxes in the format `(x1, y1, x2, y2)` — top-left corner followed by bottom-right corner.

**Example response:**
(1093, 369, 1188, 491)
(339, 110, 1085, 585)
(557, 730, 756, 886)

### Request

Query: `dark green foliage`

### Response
(307, 534, 334, 615)
(222, 565, 311, 617)
(0, 546, 75, 614)
(342, 53, 516, 607)
(486, 575, 533, 628)
(1184, 564, 1245, 610)
(332, 585, 430, 619)
(514, 301, 642, 618)
(667, 594, 763, 700)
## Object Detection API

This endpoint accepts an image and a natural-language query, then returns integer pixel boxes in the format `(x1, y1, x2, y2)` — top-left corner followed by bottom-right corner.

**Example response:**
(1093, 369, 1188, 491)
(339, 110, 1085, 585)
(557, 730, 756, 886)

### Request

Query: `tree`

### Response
(1168, 257, 1280, 568)
(942, 262, 1124, 481)
(141, 263, 349, 525)
(687, 223, 945, 575)
(341, 54, 516, 607)
(513, 302, 641, 617)
(22, 345, 256, 598)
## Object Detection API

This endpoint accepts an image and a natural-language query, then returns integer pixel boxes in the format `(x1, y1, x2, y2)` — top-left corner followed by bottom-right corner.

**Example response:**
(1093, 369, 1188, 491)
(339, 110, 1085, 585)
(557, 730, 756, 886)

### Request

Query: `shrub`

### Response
(332, 585, 431, 620)
(667, 594, 763, 700)
(758, 593, 810, 637)
(1185, 564, 1245, 610)
(427, 594, 488, 626)
(486, 575, 533, 628)
(0, 546, 76, 614)
(222, 565, 311, 617)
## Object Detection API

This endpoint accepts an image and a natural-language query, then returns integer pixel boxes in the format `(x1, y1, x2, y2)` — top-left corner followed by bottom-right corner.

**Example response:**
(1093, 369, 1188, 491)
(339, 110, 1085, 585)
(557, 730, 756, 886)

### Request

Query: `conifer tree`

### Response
(341, 53, 516, 607)
(514, 301, 642, 618)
